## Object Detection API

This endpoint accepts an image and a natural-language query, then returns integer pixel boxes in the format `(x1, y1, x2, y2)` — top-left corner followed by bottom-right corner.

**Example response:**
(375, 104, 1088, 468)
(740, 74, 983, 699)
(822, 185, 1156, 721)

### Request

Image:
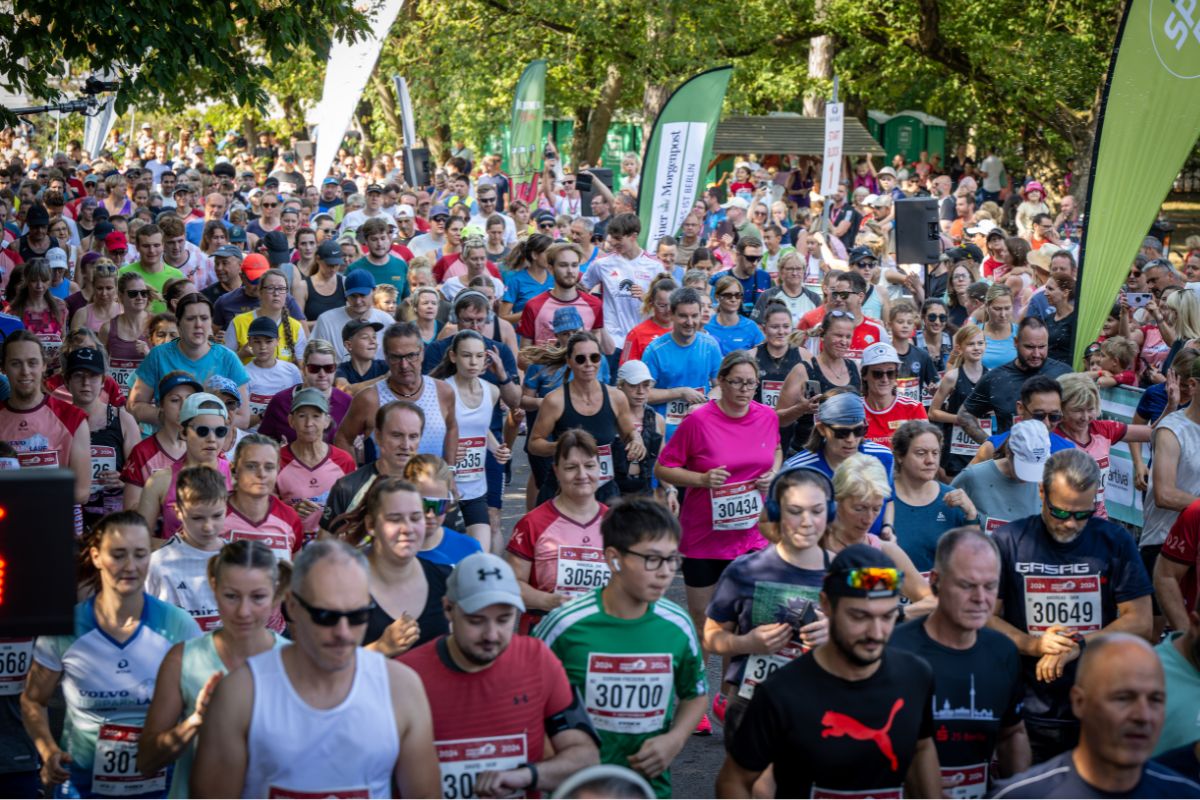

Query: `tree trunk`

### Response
(369, 71, 402, 150)
(640, 83, 669, 156)
(803, 36, 834, 117)
(584, 63, 624, 167)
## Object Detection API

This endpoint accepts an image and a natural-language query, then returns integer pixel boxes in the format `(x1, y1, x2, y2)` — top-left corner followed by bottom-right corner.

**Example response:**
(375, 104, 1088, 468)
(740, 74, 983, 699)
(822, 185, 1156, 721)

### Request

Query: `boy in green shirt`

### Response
(534, 498, 707, 798)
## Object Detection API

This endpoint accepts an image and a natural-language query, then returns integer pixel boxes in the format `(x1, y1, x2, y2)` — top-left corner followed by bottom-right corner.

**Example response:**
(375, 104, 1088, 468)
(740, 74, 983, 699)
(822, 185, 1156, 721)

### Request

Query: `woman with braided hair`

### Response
(224, 268, 306, 364)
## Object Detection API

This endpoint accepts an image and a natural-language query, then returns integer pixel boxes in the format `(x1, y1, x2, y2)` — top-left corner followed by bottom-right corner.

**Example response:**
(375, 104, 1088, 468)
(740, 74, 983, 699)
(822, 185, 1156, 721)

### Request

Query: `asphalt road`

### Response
(499, 445, 726, 798)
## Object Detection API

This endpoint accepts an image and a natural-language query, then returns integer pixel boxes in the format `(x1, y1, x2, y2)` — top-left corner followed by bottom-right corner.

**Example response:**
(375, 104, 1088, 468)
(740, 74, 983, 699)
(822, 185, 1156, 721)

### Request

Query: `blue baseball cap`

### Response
(345, 269, 376, 296)
(204, 375, 242, 406)
(157, 372, 202, 402)
(322, 177, 340, 186)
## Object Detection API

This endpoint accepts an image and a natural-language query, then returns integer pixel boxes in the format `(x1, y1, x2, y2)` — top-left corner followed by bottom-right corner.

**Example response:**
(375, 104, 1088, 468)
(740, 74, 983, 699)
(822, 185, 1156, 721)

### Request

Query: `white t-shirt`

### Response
(980, 155, 1005, 193)
(245, 360, 303, 428)
(340, 208, 389, 233)
(407, 232, 446, 260)
(469, 213, 518, 245)
(580, 250, 663, 348)
(146, 536, 223, 632)
(441, 274, 506, 303)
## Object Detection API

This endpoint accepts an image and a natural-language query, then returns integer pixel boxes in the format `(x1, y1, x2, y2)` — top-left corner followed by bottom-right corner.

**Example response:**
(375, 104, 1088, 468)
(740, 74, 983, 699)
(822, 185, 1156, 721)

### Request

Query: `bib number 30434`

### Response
(711, 480, 763, 531)
(92, 724, 167, 796)
(585, 653, 673, 735)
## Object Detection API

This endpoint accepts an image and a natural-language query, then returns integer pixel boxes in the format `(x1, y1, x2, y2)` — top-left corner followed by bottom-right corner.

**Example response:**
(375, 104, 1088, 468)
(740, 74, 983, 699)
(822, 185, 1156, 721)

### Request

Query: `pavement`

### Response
(499, 444, 726, 797)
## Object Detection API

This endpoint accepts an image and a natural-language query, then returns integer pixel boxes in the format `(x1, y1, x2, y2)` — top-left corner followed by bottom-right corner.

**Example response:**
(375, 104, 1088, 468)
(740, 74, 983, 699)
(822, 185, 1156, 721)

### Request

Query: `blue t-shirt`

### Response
(705, 315, 765, 355)
(987, 430, 1076, 454)
(711, 268, 772, 317)
(0, 311, 24, 339)
(982, 325, 1018, 370)
(186, 218, 230, 246)
(502, 269, 555, 314)
(1136, 383, 1179, 424)
(993, 750, 1200, 798)
(419, 526, 483, 566)
(892, 483, 972, 573)
(641, 332, 723, 440)
(783, 443, 895, 536)
(135, 340, 250, 399)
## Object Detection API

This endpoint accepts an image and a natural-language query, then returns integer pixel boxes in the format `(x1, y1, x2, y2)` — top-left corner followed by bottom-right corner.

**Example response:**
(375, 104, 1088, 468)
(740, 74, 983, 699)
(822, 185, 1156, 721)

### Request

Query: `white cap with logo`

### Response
(1008, 420, 1052, 483)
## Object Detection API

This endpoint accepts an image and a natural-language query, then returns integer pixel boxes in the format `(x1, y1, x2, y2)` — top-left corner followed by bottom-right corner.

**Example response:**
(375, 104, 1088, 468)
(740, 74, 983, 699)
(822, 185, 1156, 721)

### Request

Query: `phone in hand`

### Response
(805, 380, 822, 399)
(1124, 292, 1152, 309)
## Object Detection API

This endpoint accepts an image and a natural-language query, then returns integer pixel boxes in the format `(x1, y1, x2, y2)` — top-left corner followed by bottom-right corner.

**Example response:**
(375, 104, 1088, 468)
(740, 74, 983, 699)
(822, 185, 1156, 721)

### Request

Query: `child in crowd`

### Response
(1091, 335, 1138, 388)
(334, 319, 388, 393)
(402, 454, 482, 567)
(887, 299, 939, 407)
(244, 315, 302, 428)
(373, 284, 398, 317)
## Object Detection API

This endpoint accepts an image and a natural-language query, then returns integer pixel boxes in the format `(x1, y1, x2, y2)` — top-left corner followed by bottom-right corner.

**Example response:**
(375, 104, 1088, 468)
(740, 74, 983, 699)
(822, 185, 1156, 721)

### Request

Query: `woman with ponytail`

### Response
(499, 233, 554, 325)
(927, 323, 988, 479)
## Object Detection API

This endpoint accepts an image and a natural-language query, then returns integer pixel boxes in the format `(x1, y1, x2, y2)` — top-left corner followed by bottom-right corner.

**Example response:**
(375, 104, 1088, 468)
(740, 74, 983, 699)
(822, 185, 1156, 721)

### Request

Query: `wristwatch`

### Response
(519, 762, 539, 790)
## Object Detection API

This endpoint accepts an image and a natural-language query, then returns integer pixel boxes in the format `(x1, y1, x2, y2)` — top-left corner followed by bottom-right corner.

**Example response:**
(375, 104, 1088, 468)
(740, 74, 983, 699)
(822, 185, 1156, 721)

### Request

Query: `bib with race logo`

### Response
(665, 389, 704, 427)
(554, 546, 610, 598)
(435, 733, 527, 800)
(109, 359, 140, 392)
(941, 762, 988, 799)
(92, 724, 168, 796)
(226, 530, 293, 564)
(710, 480, 763, 531)
(1023, 573, 1102, 635)
(249, 392, 274, 421)
(949, 419, 992, 456)
(596, 444, 614, 487)
(0, 638, 33, 696)
(737, 644, 803, 699)
(984, 517, 1010, 535)
(585, 653, 673, 735)
(454, 437, 486, 478)
(897, 377, 920, 404)
(16, 450, 58, 469)
(89, 445, 118, 496)
(36, 332, 63, 365)
(760, 380, 783, 409)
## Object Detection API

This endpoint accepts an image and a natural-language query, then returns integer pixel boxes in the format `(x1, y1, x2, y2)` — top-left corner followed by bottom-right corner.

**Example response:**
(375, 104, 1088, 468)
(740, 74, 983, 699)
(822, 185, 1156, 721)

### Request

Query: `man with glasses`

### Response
(402, 553, 600, 798)
(536, 498, 707, 799)
(988, 448, 1153, 764)
(193, 539, 441, 798)
(711, 237, 773, 319)
(718, 545, 941, 799)
(542, 170, 584, 219)
(408, 203, 449, 260)
(470, 184, 517, 244)
(966, 376, 1078, 467)
(311, 269, 396, 362)
(823, 270, 889, 364)
(311, 212, 338, 244)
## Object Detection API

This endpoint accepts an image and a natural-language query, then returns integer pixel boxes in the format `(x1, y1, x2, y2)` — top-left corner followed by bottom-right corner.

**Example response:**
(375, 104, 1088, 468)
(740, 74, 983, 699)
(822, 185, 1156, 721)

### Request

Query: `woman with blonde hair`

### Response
(979, 283, 1018, 369)
(927, 323, 988, 478)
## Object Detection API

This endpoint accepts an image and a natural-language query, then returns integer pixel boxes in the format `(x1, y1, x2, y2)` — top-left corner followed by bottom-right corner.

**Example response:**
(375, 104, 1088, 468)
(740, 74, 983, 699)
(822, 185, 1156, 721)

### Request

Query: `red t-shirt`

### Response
(400, 635, 574, 797)
(389, 243, 415, 263)
(507, 500, 608, 631)
(120, 434, 182, 487)
(848, 318, 888, 363)
(864, 395, 928, 449)
(433, 255, 502, 284)
(621, 318, 671, 364)
(1162, 499, 1200, 616)
(516, 292, 603, 345)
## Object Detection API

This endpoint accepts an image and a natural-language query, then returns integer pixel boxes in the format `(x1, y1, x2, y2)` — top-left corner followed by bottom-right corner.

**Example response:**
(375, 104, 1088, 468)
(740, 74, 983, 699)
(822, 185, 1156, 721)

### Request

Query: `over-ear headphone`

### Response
(764, 465, 836, 524)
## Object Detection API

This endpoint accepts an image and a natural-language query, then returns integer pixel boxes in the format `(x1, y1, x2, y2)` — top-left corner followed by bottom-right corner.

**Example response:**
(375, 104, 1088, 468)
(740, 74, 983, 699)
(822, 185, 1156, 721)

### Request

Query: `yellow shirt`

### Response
(229, 310, 305, 364)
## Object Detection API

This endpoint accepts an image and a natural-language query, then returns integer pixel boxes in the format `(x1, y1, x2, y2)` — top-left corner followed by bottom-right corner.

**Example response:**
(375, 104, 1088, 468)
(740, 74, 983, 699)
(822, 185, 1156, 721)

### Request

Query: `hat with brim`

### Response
(1008, 420, 1051, 483)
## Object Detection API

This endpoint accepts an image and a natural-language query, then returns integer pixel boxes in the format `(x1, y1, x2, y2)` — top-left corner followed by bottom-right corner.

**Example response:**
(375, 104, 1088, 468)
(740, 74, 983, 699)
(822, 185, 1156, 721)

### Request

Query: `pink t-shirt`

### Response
(0, 395, 86, 471)
(657, 400, 780, 561)
(223, 495, 304, 564)
(275, 444, 356, 534)
(1055, 419, 1127, 519)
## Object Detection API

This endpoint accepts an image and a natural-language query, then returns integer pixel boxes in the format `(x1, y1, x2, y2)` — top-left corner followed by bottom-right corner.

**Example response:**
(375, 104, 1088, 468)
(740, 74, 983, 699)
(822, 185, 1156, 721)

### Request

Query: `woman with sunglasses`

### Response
(946, 260, 981, 331)
(862, 342, 928, 449)
(915, 298, 953, 371)
(927, 324, 989, 479)
(258, 339, 351, 445)
(223, 435, 304, 567)
(21, 511, 201, 799)
(402, 454, 481, 566)
(340, 477, 451, 656)
(101, 262, 152, 372)
(140, 392, 235, 540)
(527, 332, 645, 506)
(808, 311, 861, 394)
(139, 540, 287, 799)
(506, 429, 609, 633)
(225, 268, 306, 365)
(275, 388, 356, 541)
(707, 275, 765, 355)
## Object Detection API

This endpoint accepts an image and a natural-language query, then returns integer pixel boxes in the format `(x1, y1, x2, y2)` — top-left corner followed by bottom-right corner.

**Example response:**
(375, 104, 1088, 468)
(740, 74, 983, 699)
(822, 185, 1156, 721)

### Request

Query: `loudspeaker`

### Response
(0, 470, 78, 637)
(404, 148, 432, 190)
(894, 198, 941, 264)
(578, 168, 614, 214)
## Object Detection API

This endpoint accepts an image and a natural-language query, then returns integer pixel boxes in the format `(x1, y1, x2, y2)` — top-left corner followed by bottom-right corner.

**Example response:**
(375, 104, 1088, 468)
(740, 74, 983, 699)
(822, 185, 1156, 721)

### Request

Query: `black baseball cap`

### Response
(848, 246, 877, 265)
(317, 239, 344, 264)
(366, 183, 384, 194)
(248, 316, 280, 340)
(262, 231, 291, 265)
(342, 319, 385, 341)
(822, 545, 903, 600)
(66, 348, 105, 375)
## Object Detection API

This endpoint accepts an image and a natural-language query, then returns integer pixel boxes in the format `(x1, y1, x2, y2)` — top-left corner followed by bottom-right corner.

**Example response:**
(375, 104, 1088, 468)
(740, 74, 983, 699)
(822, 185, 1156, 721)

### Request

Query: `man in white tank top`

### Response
(191, 540, 440, 798)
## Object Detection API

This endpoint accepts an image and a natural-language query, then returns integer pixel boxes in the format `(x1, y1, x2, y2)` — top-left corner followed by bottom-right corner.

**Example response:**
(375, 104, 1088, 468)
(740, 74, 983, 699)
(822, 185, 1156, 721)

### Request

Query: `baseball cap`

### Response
(262, 231, 291, 265)
(394, 205, 415, 220)
(316, 240, 344, 264)
(291, 387, 330, 414)
(66, 348, 105, 375)
(429, 204, 450, 221)
(343, 319, 384, 341)
(104, 231, 127, 251)
(157, 372, 202, 402)
(83, 174, 99, 186)
(25, 205, 50, 227)
(366, 183, 383, 194)
(848, 246, 877, 265)
(721, 196, 749, 210)
(213, 244, 243, 261)
(241, 253, 270, 282)
(823, 545, 902, 600)
(46, 248, 68, 270)
(204, 375, 241, 405)
(322, 177, 340, 186)
(617, 359, 654, 386)
(180, 392, 229, 425)
(532, 208, 556, 224)
(877, 167, 897, 178)
(228, 225, 247, 244)
(446, 553, 526, 613)
(247, 316, 279, 340)
(1008, 420, 1052, 483)
(869, 194, 892, 208)
(344, 269, 376, 296)
(965, 219, 998, 237)
(552, 306, 583, 334)
(861, 343, 900, 368)
(282, 151, 297, 162)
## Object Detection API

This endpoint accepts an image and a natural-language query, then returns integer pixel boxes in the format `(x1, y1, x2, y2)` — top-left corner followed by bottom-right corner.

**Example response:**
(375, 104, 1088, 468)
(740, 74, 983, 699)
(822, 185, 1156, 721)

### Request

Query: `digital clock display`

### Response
(0, 471, 78, 637)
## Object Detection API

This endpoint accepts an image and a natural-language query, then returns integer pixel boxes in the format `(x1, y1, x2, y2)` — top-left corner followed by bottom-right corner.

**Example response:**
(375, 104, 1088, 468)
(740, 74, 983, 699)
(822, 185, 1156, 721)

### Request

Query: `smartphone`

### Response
(1124, 292, 1152, 309)
(805, 380, 822, 399)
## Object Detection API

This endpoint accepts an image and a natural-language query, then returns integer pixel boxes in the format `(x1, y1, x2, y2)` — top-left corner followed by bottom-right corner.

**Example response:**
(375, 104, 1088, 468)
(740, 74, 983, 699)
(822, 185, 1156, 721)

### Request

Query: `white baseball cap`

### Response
(1008, 420, 1051, 483)
(722, 197, 749, 211)
(394, 205, 415, 219)
(46, 247, 69, 270)
(861, 343, 900, 367)
(618, 360, 654, 386)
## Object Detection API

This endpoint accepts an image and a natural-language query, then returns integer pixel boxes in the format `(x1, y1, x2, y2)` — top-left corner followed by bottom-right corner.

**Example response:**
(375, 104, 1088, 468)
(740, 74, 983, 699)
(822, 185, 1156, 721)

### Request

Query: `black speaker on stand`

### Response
(894, 197, 942, 295)
(404, 148, 432, 190)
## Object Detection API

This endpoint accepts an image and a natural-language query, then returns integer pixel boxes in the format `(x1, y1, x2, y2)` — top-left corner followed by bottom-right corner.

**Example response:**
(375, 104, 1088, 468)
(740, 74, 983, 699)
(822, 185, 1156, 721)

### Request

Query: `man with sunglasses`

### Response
(718, 545, 940, 799)
(407, 203, 449, 260)
(823, 270, 890, 364)
(989, 448, 1153, 764)
(966, 375, 1077, 467)
(193, 539, 441, 798)
(709, 236, 770, 318)
(470, 184, 517, 245)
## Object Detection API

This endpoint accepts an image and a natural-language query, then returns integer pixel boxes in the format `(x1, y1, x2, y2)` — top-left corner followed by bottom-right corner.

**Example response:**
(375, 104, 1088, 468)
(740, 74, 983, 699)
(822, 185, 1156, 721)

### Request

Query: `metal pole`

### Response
(820, 75, 839, 232)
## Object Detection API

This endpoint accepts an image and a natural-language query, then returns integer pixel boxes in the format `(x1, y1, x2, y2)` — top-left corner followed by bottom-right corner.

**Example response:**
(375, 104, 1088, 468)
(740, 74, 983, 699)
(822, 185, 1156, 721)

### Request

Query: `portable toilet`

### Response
(881, 110, 946, 165)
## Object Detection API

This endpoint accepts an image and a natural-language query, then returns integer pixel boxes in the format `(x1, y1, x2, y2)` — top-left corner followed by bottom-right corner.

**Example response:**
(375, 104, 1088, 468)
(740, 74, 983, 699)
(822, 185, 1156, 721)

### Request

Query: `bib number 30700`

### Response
(92, 724, 167, 796)
(585, 653, 673, 734)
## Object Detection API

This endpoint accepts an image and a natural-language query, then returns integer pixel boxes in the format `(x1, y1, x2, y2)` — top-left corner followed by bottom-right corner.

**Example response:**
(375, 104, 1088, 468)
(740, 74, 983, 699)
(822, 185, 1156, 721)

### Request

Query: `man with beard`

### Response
(989, 449, 1153, 764)
(516, 242, 605, 345)
(716, 545, 941, 799)
(401, 553, 599, 799)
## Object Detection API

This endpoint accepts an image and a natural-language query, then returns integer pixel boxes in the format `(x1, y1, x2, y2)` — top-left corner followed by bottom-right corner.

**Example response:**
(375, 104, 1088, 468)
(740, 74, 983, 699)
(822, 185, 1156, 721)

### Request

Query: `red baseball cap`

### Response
(241, 253, 270, 282)
(104, 231, 127, 251)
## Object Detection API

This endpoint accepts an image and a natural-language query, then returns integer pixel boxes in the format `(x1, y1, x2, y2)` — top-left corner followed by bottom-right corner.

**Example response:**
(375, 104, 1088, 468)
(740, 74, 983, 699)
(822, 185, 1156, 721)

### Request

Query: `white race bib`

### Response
(665, 389, 704, 427)
(596, 444, 614, 487)
(710, 480, 763, 531)
(554, 546, 610, 598)
(249, 392, 274, 420)
(226, 529, 293, 564)
(0, 638, 33, 696)
(761, 380, 783, 409)
(92, 724, 168, 796)
(738, 644, 802, 699)
(89, 445, 118, 496)
(942, 762, 989, 799)
(36, 332, 62, 364)
(585, 653, 673, 734)
(949, 418, 992, 456)
(896, 376, 920, 404)
(1023, 573, 1102, 635)
(436, 734, 527, 800)
(455, 437, 486, 478)
(109, 359, 139, 392)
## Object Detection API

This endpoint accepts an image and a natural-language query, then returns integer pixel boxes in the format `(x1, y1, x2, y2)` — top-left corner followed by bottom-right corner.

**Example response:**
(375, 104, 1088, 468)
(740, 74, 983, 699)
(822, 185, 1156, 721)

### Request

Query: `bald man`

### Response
(186, 192, 230, 245)
(993, 634, 1200, 797)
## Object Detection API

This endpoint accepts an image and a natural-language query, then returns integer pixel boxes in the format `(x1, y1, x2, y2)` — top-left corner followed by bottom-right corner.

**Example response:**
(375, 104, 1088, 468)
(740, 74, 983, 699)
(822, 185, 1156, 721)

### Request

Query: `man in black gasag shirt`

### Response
(890, 527, 1030, 798)
(717, 546, 941, 799)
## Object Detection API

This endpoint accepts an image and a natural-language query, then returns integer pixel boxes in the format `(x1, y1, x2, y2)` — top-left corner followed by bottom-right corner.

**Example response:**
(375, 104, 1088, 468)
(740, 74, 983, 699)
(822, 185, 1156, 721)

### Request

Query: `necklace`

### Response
(391, 375, 423, 398)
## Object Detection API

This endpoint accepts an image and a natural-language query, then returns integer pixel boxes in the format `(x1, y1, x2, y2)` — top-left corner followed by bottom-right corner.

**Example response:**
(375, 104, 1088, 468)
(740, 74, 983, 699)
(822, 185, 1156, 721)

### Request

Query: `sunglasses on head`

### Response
(842, 566, 902, 592)
(827, 424, 867, 439)
(422, 497, 450, 515)
(126, 289, 150, 298)
(191, 424, 229, 439)
(1047, 502, 1095, 522)
(292, 593, 375, 627)
(1028, 410, 1063, 424)
(573, 352, 602, 365)
(306, 363, 337, 374)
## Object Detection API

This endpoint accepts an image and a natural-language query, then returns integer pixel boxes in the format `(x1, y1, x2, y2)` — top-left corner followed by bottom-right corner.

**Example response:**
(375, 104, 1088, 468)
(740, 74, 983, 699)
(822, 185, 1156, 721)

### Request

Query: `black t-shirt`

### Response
(1043, 309, 1078, 365)
(889, 621, 1023, 796)
(320, 463, 381, 533)
(336, 358, 389, 385)
(729, 647, 935, 797)
(962, 358, 1072, 432)
(364, 557, 451, 649)
(895, 343, 941, 405)
(17, 234, 59, 263)
(201, 280, 230, 306)
(832, 205, 862, 252)
(1155, 744, 1200, 785)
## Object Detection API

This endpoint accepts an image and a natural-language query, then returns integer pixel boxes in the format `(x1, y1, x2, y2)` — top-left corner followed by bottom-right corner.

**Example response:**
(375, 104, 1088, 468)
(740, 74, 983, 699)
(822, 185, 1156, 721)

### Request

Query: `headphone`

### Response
(449, 289, 496, 324)
(764, 465, 836, 524)
(610, 560, 622, 573)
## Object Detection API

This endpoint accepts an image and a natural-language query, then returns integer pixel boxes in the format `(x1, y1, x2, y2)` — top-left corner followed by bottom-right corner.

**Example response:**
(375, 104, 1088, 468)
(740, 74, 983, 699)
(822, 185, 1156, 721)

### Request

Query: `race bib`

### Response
(1024, 573, 1102, 635)
(0, 638, 33, 696)
(226, 529, 294, 564)
(711, 480, 763, 531)
(761, 380, 783, 409)
(267, 788, 369, 798)
(949, 419, 992, 456)
(92, 724, 167, 796)
(89, 445, 118, 497)
(455, 437, 486, 478)
(585, 653, 673, 734)
(738, 644, 802, 699)
(596, 444, 614, 487)
(436, 733, 527, 800)
(109, 359, 140, 392)
(984, 517, 1010, 535)
(249, 392, 274, 421)
(36, 332, 62, 364)
(16, 451, 58, 469)
(665, 389, 704, 427)
(941, 762, 989, 799)
(1095, 455, 1109, 504)
(896, 376, 920, 404)
(554, 546, 610, 597)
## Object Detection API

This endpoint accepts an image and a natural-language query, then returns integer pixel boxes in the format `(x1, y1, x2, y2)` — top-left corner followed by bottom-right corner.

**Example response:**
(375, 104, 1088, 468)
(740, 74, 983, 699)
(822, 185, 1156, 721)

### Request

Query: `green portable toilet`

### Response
(882, 110, 946, 165)
(866, 110, 890, 143)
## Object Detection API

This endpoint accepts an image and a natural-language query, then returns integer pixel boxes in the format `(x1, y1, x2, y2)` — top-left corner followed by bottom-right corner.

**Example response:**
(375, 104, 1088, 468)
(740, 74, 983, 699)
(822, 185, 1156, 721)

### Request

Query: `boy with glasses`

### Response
(536, 498, 707, 799)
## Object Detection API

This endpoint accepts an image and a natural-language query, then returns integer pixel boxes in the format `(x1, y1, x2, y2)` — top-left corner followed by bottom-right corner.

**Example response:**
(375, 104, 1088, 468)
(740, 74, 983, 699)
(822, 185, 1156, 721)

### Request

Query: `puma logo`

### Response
(820, 698, 904, 771)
